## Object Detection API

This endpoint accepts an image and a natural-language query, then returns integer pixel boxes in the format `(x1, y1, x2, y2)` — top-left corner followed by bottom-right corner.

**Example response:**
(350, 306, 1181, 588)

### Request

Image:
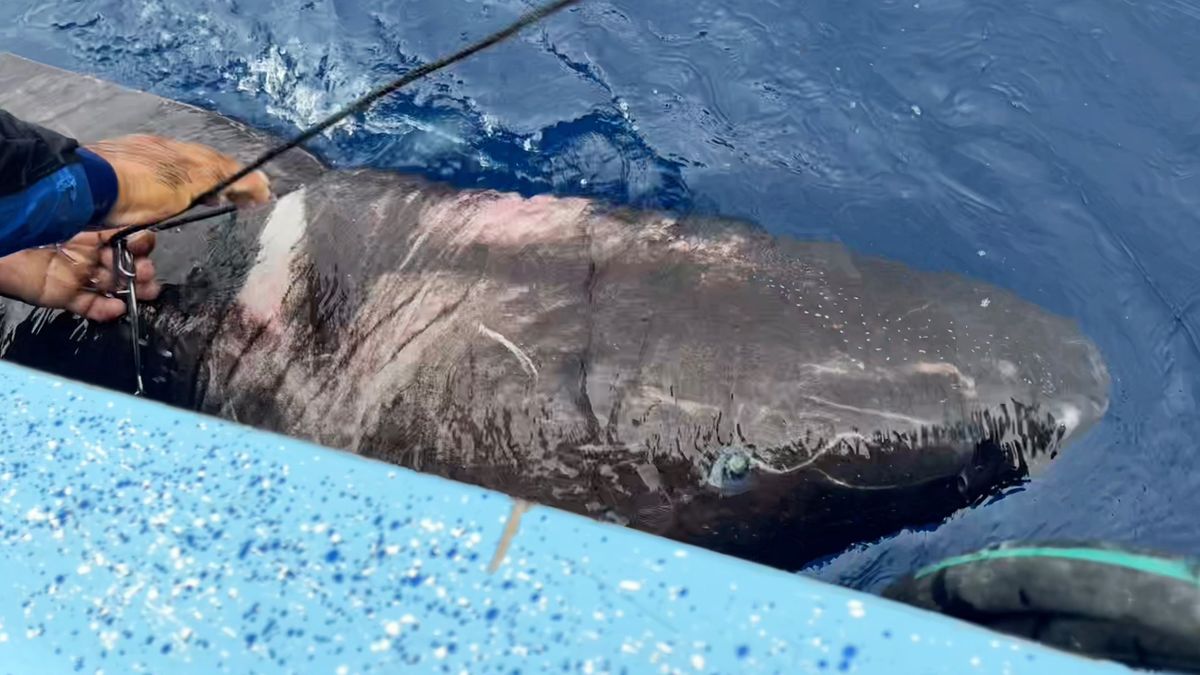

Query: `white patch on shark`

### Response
(477, 324, 538, 381)
(633, 386, 722, 418)
(901, 302, 932, 318)
(801, 394, 934, 427)
(396, 230, 430, 273)
(909, 361, 978, 398)
(238, 188, 307, 325)
(996, 359, 1018, 378)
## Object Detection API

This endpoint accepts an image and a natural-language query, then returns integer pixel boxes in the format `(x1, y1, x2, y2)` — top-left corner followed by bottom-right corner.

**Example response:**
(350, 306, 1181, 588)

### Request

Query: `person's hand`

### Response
(85, 135, 272, 226)
(0, 229, 159, 322)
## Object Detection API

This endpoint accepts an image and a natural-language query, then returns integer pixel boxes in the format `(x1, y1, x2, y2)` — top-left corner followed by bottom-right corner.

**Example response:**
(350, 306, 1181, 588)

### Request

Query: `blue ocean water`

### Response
(2, 0, 1198, 593)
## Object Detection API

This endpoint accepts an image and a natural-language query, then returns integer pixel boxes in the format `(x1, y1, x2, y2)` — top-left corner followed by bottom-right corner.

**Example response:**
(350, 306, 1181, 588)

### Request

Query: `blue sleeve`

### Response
(0, 148, 119, 258)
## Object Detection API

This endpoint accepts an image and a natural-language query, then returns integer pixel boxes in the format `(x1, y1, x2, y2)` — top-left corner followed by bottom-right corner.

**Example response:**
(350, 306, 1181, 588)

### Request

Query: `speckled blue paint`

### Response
(0, 361, 1127, 674)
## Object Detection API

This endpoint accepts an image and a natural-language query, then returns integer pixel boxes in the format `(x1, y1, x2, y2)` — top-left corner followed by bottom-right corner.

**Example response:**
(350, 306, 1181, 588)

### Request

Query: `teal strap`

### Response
(915, 546, 1200, 587)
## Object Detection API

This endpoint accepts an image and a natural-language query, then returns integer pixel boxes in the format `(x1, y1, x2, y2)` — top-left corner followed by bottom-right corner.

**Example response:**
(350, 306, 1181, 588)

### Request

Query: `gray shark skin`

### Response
(0, 54, 1110, 569)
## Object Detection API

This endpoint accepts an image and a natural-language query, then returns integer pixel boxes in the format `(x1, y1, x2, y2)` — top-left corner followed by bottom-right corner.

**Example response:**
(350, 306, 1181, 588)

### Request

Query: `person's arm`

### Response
(0, 109, 272, 321)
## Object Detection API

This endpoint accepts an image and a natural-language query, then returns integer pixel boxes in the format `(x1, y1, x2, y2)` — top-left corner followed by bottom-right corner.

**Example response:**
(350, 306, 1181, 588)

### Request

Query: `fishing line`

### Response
(110, 0, 583, 395)
(111, 0, 582, 243)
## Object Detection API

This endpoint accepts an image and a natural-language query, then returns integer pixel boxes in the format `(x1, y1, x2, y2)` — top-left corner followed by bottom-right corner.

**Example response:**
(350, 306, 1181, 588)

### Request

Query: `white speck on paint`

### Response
(370, 639, 391, 653)
(847, 599, 866, 619)
(691, 655, 706, 670)
(980, 297, 991, 308)
(657, 642, 673, 654)
(336, 667, 349, 675)
(46, 440, 58, 450)
(400, 614, 417, 625)
(618, 580, 642, 591)
(911, 104, 922, 116)
(977, 249, 986, 257)
(971, 657, 982, 667)
(77, 564, 92, 575)
(385, 621, 401, 636)
(911, 634, 922, 642)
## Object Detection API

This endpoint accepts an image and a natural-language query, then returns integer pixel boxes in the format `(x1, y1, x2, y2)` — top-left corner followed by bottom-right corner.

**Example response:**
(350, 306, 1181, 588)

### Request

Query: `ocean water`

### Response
(2, 0, 1199, 593)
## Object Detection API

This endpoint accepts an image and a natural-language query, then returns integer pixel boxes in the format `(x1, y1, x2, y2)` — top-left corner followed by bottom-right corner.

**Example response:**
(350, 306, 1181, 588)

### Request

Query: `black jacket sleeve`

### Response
(0, 109, 82, 198)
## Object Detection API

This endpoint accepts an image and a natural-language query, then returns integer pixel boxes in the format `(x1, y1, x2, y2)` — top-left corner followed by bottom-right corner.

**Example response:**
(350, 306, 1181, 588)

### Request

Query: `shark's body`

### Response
(0, 54, 1109, 568)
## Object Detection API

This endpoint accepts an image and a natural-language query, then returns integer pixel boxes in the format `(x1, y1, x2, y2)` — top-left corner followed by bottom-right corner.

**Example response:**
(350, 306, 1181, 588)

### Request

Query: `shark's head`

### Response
(0, 179, 1110, 571)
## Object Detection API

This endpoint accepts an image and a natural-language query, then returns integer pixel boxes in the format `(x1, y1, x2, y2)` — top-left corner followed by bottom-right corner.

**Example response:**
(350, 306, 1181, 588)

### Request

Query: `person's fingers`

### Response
(86, 263, 116, 293)
(65, 293, 126, 323)
(123, 230, 157, 257)
(135, 278, 163, 301)
(221, 170, 272, 207)
(86, 231, 156, 289)
(131, 257, 155, 284)
(85, 258, 154, 295)
(72, 272, 159, 321)
(190, 147, 270, 205)
(93, 229, 155, 257)
(84, 296, 128, 323)
(96, 239, 115, 271)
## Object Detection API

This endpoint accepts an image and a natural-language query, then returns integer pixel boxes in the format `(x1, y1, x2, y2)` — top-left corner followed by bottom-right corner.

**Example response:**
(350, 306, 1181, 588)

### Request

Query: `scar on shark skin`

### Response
(489, 499, 533, 573)
(478, 323, 539, 381)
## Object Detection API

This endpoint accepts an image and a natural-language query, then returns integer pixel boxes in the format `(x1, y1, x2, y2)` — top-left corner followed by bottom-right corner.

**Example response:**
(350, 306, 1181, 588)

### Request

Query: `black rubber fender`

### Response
(883, 541, 1200, 672)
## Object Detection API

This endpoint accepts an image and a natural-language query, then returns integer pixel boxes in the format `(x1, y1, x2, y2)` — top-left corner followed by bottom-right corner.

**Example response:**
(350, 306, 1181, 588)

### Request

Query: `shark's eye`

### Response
(706, 447, 755, 497)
